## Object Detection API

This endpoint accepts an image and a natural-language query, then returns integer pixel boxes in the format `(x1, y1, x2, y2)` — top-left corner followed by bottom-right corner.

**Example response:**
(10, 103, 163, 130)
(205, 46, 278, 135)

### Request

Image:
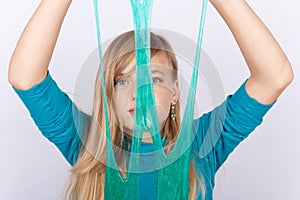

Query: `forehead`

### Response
(121, 51, 170, 74)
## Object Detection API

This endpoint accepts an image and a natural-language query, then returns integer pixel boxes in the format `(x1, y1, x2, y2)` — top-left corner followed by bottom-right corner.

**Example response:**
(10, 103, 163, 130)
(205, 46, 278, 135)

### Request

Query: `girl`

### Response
(8, 0, 293, 199)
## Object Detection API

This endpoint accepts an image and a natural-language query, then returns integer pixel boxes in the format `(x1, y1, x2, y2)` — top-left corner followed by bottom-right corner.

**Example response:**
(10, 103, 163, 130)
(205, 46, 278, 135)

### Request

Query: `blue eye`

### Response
(116, 79, 128, 86)
(152, 77, 161, 84)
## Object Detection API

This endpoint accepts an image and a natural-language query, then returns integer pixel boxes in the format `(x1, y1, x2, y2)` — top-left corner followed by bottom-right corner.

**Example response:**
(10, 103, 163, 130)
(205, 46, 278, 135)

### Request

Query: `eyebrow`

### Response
(116, 67, 135, 80)
(152, 70, 165, 75)
(118, 68, 165, 78)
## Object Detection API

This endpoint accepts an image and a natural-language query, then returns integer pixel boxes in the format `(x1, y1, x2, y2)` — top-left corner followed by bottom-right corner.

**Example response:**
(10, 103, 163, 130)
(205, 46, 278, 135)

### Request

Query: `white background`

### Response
(1, 0, 299, 199)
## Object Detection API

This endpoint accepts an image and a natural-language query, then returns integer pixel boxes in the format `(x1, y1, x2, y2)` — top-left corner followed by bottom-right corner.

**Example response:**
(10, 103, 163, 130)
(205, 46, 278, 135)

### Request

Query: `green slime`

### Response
(92, 0, 209, 199)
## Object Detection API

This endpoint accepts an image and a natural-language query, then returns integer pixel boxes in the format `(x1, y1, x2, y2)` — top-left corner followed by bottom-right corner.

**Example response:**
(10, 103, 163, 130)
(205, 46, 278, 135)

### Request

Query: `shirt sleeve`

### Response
(192, 79, 276, 172)
(12, 71, 90, 166)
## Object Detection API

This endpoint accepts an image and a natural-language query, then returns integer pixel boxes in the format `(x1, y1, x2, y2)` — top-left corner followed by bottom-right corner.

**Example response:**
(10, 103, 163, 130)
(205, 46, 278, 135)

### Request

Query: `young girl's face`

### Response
(112, 51, 179, 139)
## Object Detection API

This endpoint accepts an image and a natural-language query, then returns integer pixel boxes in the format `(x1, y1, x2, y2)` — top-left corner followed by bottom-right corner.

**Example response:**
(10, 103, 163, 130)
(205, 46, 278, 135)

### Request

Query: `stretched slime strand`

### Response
(92, 0, 209, 199)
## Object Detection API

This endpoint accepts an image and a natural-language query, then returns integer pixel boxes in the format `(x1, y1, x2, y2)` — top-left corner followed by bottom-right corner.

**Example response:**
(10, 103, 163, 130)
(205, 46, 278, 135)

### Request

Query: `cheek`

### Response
(113, 92, 128, 114)
(154, 88, 173, 121)
(114, 86, 173, 124)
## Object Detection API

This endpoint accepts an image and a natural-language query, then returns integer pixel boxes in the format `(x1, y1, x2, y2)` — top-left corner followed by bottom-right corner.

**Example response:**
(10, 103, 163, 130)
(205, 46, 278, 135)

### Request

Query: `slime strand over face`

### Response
(92, 0, 209, 199)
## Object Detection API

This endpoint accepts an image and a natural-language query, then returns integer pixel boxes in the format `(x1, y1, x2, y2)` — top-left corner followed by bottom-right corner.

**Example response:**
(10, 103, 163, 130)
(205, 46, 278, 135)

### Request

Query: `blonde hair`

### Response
(63, 30, 205, 199)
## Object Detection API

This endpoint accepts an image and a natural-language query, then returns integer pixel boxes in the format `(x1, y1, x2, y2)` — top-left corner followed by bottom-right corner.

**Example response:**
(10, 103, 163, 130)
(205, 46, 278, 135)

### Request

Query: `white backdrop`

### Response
(1, 0, 299, 199)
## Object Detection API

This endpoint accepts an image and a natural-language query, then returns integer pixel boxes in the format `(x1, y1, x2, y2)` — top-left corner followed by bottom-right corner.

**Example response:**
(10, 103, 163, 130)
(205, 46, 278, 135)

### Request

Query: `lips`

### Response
(129, 109, 134, 115)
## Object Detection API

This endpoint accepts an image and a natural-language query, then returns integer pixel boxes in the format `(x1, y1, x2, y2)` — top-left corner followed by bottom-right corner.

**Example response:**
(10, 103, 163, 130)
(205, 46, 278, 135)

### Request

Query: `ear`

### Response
(171, 80, 179, 104)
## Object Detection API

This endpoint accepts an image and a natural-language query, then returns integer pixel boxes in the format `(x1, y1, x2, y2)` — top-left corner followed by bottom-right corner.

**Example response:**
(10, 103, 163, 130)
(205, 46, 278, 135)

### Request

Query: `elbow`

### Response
(7, 63, 16, 86)
(7, 73, 23, 90)
(8, 64, 48, 90)
(8, 74, 32, 90)
(275, 61, 294, 90)
(7, 62, 20, 89)
(8, 63, 29, 90)
(281, 61, 294, 86)
(8, 57, 19, 86)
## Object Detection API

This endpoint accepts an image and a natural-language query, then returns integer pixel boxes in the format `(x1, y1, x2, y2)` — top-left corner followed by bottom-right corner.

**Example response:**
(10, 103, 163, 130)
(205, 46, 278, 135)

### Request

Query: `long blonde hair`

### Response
(64, 30, 205, 199)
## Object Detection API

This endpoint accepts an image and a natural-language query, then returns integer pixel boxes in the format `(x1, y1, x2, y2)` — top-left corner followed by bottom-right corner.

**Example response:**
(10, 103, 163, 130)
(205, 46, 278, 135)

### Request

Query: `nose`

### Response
(131, 92, 135, 100)
(129, 84, 135, 100)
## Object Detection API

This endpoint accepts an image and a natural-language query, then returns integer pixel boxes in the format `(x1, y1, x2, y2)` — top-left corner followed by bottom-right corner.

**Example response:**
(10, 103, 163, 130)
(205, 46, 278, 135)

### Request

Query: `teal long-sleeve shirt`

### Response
(13, 71, 275, 199)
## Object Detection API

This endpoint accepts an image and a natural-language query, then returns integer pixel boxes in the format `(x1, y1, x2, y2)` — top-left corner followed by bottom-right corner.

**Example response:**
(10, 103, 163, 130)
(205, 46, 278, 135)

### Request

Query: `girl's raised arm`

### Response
(8, 0, 72, 90)
(210, 0, 294, 104)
